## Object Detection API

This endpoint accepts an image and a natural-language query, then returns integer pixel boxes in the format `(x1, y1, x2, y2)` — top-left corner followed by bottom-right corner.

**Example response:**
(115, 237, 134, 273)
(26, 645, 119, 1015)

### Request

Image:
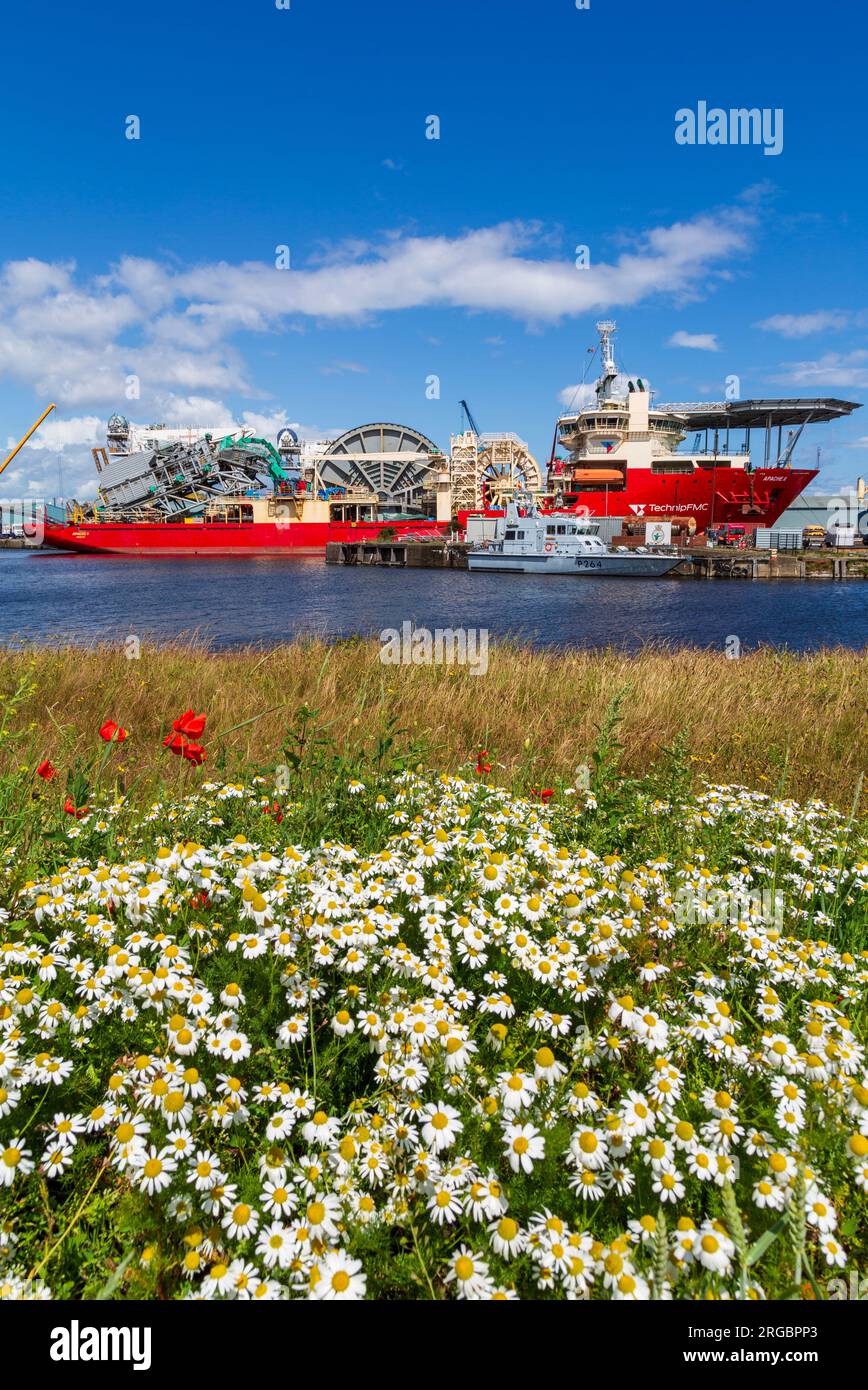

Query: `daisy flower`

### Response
(311, 1249, 367, 1300)
(502, 1122, 545, 1174)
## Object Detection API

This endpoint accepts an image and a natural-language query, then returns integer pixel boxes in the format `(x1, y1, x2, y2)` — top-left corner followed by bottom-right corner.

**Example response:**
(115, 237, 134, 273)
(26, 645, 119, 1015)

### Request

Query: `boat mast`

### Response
(595, 320, 618, 403)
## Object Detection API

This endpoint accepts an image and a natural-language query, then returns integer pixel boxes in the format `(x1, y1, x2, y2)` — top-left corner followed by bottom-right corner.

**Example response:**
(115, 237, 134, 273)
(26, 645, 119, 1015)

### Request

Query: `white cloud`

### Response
(0, 443, 101, 499)
(161, 211, 752, 325)
(319, 360, 368, 376)
(772, 351, 868, 389)
(0, 203, 756, 424)
(557, 382, 597, 410)
(12, 291, 139, 343)
(132, 344, 249, 395)
(151, 395, 238, 428)
(756, 310, 849, 338)
(1, 258, 73, 303)
(6, 414, 103, 451)
(238, 409, 293, 437)
(667, 331, 720, 351)
(110, 255, 176, 312)
(0, 330, 131, 407)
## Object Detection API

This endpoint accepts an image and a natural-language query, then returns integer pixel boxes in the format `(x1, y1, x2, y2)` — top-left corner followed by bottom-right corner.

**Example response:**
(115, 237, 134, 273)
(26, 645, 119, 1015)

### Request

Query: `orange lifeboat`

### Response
(570, 468, 624, 484)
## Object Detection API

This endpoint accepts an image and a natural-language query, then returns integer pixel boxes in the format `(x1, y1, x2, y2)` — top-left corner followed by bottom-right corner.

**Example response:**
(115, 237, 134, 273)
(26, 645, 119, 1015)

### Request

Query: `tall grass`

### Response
(0, 639, 865, 808)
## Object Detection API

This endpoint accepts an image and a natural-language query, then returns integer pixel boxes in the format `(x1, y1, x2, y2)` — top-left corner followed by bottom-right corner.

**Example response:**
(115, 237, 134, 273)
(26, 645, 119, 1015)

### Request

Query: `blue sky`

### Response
(2, 0, 868, 496)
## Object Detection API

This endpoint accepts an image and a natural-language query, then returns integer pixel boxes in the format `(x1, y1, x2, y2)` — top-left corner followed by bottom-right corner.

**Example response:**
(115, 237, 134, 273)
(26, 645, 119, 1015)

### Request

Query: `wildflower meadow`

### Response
(1, 675, 866, 1304)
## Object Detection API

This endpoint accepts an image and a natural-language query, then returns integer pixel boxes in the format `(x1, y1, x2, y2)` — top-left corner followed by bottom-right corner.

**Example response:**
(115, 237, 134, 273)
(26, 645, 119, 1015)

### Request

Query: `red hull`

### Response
(461, 466, 818, 531)
(41, 466, 816, 554)
(546, 466, 818, 527)
(41, 516, 448, 556)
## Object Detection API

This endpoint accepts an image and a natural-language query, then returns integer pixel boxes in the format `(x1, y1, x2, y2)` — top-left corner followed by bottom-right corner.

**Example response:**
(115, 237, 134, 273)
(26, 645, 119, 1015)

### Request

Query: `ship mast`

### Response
(595, 320, 618, 404)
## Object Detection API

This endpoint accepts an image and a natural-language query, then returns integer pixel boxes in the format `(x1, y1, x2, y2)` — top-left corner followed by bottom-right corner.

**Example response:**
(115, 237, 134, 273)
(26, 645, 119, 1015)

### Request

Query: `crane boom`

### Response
(0, 403, 57, 479)
(459, 399, 483, 437)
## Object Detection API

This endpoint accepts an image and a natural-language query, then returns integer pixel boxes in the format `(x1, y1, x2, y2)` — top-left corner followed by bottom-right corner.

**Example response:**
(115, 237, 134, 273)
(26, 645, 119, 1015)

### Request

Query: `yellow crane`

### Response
(0, 403, 57, 479)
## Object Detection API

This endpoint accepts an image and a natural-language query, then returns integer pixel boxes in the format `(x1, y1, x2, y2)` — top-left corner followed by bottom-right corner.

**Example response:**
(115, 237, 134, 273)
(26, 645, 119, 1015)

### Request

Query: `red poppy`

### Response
(63, 796, 88, 819)
(99, 720, 128, 743)
(182, 741, 206, 766)
(36, 759, 57, 781)
(162, 732, 186, 755)
(475, 748, 492, 775)
(531, 787, 554, 804)
(173, 709, 207, 738)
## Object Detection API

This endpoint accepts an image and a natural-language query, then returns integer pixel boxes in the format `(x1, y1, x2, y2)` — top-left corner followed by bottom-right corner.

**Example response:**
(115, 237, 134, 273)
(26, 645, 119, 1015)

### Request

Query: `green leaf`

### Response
(801, 1250, 826, 1302)
(95, 1250, 135, 1300)
(746, 1212, 788, 1268)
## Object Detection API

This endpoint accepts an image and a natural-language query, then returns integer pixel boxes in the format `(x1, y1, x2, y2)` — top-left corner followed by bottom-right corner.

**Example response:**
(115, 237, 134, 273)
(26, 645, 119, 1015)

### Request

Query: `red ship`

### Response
(535, 321, 857, 530)
(42, 491, 448, 556)
(40, 423, 452, 555)
(37, 321, 859, 555)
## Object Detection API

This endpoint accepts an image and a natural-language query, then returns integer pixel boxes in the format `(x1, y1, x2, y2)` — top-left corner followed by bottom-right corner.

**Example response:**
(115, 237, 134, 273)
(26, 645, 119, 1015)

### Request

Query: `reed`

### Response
(0, 639, 864, 807)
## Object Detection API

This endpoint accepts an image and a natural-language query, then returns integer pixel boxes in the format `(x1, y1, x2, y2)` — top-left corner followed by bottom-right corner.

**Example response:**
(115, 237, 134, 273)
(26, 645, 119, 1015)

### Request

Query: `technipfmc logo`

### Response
(49, 1320, 152, 1372)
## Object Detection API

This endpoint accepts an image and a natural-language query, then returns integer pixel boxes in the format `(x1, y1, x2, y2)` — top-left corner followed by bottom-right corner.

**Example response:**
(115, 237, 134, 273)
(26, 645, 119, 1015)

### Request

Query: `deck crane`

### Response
(0, 403, 57, 479)
(458, 399, 483, 438)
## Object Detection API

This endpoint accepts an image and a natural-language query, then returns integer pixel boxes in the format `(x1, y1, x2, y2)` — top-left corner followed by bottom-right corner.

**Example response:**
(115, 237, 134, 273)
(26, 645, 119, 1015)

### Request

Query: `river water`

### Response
(1, 550, 866, 652)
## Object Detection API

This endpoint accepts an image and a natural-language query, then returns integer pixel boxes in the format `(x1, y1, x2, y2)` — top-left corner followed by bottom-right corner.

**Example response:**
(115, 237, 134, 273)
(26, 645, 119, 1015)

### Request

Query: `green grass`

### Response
(0, 684, 866, 1302)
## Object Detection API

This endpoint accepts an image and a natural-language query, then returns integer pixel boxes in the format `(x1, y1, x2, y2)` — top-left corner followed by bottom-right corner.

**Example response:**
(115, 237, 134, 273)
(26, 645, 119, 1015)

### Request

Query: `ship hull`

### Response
(467, 552, 682, 577)
(547, 465, 818, 527)
(40, 517, 446, 556)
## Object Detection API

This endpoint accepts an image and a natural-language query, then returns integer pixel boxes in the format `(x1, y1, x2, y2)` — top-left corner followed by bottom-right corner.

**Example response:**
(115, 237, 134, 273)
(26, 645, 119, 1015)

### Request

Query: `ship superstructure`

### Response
(548, 321, 859, 527)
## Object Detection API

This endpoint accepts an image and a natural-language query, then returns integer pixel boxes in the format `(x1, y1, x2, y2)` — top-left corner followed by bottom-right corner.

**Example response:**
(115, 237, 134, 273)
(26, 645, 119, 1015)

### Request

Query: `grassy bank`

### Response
(0, 640, 865, 810)
(1, 643, 866, 1301)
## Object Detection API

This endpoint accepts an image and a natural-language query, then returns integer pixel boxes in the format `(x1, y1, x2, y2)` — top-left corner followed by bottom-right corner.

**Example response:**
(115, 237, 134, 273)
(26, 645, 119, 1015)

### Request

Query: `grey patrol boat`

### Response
(466, 493, 683, 577)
